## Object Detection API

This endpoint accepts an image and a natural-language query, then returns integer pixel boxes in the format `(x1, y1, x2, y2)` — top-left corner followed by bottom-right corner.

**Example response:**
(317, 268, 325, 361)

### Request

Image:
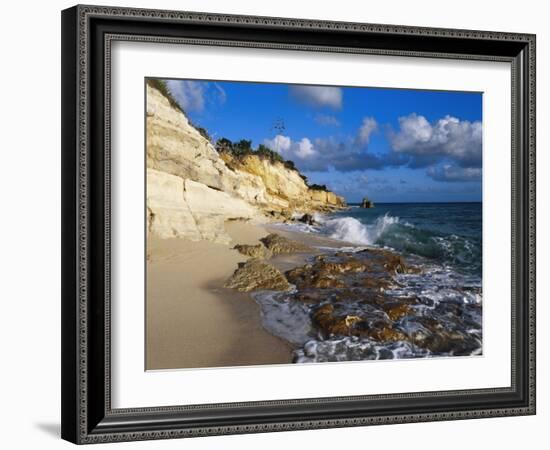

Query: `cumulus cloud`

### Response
(264, 135, 317, 159)
(315, 114, 340, 127)
(261, 114, 482, 182)
(289, 85, 343, 109)
(166, 80, 205, 112)
(312, 137, 387, 171)
(262, 118, 387, 172)
(426, 165, 482, 182)
(165, 79, 226, 113)
(357, 117, 378, 145)
(263, 134, 386, 172)
(296, 138, 316, 158)
(389, 113, 482, 168)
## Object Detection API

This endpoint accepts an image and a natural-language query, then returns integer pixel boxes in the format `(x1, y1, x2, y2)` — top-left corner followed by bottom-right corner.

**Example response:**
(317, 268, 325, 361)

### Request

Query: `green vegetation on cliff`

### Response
(215, 137, 327, 189)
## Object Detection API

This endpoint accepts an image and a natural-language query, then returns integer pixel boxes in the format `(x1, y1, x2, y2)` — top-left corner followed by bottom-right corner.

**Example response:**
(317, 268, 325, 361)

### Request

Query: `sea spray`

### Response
(322, 213, 400, 245)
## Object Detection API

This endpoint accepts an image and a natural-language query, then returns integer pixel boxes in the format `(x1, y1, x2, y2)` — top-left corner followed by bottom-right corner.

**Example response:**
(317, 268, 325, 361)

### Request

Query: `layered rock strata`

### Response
(146, 84, 346, 244)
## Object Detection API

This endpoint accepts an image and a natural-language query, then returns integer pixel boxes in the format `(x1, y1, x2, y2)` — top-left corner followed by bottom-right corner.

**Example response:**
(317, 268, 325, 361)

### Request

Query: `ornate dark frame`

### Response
(61, 4, 536, 445)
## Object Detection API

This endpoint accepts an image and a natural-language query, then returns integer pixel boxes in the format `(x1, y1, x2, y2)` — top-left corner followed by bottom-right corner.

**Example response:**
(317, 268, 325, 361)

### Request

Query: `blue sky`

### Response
(162, 78, 483, 203)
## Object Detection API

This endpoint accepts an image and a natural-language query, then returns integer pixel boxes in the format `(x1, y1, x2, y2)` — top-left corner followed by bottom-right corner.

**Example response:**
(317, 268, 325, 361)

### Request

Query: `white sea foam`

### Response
(252, 291, 314, 346)
(273, 212, 400, 246)
(322, 213, 399, 245)
(294, 336, 430, 363)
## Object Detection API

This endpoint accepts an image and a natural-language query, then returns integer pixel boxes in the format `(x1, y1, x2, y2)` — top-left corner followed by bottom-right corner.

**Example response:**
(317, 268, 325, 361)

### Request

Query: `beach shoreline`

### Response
(146, 220, 329, 370)
(147, 211, 483, 369)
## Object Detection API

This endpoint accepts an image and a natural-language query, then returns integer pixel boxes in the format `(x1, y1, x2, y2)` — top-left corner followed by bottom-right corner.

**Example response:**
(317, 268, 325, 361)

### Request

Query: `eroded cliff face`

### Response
(219, 153, 346, 212)
(146, 84, 345, 243)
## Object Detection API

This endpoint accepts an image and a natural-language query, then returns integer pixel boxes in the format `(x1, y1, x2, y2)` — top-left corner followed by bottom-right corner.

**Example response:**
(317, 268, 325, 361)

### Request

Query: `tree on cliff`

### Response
(257, 144, 285, 164)
(233, 139, 253, 156)
(309, 184, 328, 191)
(216, 138, 284, 165)
(215, 137, 233, 153)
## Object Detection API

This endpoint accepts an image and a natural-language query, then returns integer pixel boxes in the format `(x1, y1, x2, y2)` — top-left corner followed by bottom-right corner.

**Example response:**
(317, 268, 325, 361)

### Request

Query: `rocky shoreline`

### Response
(224, 230, 483, 362)
(145, 81, 482, 367)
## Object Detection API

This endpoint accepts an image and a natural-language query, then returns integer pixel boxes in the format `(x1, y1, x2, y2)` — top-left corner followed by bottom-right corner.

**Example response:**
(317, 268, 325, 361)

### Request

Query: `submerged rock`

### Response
(260, 233, 311, 254)
(313, 304, 355, 336)
(285, 254, 404, 292)
(404, 314, 482, 355)
(233, 243, 272, 259)
(250, 245, 479, 359)
(360, 248, 422, 275)
(367, 327, 408, 343)
(381, 301, 414, 321)
(286, 258, 371, 290)
(311, 303, 408, 342)
(224, 260, 291, 292)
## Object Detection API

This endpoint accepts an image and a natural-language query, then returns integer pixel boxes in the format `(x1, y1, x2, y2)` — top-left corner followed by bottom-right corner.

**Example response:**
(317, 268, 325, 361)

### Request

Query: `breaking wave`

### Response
(279, 211, 481, 275)
(322, 214, 399, 245)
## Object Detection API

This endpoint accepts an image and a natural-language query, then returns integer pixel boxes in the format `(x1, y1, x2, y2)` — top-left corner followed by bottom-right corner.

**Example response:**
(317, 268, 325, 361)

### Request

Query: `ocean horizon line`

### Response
(345, 200, 482, 205)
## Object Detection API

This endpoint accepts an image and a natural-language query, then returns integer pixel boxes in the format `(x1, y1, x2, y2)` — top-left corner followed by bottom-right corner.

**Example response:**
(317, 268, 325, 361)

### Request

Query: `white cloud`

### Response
(357, 117, 378, 145)
(263, 135, 317, 160)
(427, 165, 482, 182)
(295, 138, 316, 158)
(315, 114, 340, 127)
(264, 134, 291, 153)
(166, 80, 206, 112)
(389, 113, 482, 168)
(213, 82, 227, 104)
(289, 85, 343, 109)
(164, 79, 227, 113)
(263, 133, 387, 172)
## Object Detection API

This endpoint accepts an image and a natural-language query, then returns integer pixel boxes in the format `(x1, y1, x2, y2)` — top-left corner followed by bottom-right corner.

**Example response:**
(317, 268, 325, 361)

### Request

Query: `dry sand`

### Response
(146, 221, 294, 370)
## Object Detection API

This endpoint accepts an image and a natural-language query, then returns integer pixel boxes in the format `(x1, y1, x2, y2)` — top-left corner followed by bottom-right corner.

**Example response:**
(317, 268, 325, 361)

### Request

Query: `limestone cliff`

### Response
(146, 83, 346, 243)
(219, 152, 346, 212)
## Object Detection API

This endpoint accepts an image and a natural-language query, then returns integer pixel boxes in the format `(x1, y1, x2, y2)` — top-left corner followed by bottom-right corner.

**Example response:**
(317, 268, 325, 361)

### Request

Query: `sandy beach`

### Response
(146, 221, 297, 370)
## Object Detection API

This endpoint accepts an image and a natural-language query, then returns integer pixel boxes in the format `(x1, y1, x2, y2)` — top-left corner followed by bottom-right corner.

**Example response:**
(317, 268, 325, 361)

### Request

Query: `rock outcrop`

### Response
(298, 213, 317, 226)
(260, 233, 312, 255)
(233, 243, 273, 260)
(220, 152, 346, 212)
(146, 83, 346, 244)
(147, 168, 260, 244)
(147, 169, 202, 240)
(360, 196, 374, 208)
(224, 260, 291, 292)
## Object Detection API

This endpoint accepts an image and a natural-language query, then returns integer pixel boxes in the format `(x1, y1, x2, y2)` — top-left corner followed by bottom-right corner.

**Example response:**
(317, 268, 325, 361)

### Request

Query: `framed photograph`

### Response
(61, 4, 536, 444)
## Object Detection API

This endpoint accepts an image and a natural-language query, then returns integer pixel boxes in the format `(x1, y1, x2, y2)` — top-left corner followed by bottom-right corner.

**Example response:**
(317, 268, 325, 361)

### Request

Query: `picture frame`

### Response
(61, 4, 536, 444)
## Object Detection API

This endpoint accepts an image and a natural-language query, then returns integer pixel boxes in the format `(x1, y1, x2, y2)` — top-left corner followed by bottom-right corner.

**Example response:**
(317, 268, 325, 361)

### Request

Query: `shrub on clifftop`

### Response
(216, 138, 292, 169)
